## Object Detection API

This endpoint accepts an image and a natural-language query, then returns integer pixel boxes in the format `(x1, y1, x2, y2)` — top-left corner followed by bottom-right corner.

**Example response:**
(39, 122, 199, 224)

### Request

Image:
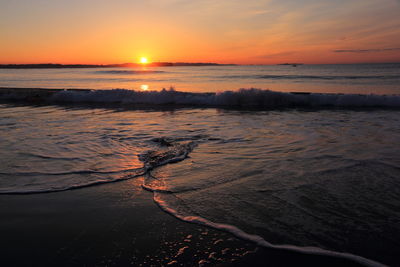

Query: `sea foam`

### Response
(1, 88, 400, 108)
(138, 138, 386, 267)
(47, 88, 400, 108)
(151, 192, 385, 267)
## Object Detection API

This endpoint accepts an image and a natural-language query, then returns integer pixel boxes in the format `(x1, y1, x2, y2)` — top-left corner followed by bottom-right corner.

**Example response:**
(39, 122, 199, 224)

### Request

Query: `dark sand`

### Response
(0, 176, 363, 266)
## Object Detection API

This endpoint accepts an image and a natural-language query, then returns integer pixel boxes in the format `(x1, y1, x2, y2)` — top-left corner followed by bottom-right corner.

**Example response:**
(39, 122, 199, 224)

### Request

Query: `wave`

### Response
(224, 74, 400, 80)
(137, 139, 385, 266)
(149, 193, 384, 267)
(2, 88, 400, 108)
(0, 133, 388, 266)
(0, 137, 198, 195)
(0, 167, 144, 177)
(5, 88, 396, 108)
(0, 169, 145, 194)
(139, 138, 197, 170)
(94, 70, 166, 75)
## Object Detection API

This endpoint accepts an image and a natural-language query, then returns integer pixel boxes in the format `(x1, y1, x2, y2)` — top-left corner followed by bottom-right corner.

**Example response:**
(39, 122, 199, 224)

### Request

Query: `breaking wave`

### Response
(1, 88, 399, 109)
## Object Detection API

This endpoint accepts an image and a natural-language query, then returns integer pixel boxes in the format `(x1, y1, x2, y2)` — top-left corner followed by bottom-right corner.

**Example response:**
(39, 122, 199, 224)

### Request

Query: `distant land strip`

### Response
(0, 62, 236, 69)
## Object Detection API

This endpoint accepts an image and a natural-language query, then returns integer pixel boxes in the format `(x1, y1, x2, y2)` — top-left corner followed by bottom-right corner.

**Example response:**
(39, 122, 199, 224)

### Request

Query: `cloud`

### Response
(333, 48, 400, 53)
(256, 51, 297, 59)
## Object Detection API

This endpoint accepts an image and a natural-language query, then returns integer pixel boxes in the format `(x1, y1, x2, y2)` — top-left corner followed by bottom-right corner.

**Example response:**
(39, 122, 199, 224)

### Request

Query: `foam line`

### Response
(138, 138, 387, 267)
(151, 192, 386, 267)
(0, 171, 145, 195)
(1, 88, 399, 108)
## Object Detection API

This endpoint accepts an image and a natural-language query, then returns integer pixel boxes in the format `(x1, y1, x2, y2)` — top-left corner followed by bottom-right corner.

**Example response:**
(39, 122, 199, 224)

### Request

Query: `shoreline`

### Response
(0, 176, 366, 266)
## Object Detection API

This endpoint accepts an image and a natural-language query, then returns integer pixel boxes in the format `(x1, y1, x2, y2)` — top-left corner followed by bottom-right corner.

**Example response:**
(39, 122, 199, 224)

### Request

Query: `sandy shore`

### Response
(0, 176, 363, 266)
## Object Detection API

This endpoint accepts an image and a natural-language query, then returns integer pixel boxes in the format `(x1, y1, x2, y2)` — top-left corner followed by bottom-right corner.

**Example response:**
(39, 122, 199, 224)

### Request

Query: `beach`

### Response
(0, 175, 365, 267)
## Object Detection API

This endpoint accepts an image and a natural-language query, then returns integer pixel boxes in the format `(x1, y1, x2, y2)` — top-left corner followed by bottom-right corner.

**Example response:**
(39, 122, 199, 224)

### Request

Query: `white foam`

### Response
(138, 141, 197, 170)
(1, 88, 395, 108)
(151, 192, 386, 267)
(138, 139, 386, 266)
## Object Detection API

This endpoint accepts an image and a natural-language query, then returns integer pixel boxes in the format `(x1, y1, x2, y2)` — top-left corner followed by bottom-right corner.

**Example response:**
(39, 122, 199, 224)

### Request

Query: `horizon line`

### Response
(1, 61, 400, 66)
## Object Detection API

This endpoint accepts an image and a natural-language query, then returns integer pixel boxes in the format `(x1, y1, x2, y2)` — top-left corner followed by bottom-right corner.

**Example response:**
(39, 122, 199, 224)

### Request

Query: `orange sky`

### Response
(1, 0, 400, 64)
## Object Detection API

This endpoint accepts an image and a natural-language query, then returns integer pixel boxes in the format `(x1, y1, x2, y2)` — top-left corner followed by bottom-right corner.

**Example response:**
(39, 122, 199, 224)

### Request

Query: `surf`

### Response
(1, 88, 400, 109)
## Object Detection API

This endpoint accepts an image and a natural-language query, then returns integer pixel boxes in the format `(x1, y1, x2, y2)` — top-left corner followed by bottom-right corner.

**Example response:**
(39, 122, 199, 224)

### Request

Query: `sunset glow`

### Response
(140, 57, 148, 64)
(140, 84, 149, 91)
(0, 1, 399, 64)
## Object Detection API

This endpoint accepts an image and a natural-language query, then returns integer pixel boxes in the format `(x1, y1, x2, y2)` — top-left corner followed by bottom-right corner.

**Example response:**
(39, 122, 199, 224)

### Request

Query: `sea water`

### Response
(1, 63, 400, 94)
(0, 64, 400, 266)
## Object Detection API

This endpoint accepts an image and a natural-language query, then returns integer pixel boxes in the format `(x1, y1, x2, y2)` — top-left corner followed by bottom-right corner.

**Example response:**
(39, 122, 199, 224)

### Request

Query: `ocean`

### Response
(0, 64, 399, 266)
(1, 63, 400, 94)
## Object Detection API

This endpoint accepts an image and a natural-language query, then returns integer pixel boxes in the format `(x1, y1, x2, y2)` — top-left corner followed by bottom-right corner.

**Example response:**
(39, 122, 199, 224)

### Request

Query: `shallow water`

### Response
(0, 103, 399, 265)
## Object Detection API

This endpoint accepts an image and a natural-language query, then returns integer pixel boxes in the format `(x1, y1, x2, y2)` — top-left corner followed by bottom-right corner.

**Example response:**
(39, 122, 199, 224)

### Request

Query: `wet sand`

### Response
(0, 176, 363, 266)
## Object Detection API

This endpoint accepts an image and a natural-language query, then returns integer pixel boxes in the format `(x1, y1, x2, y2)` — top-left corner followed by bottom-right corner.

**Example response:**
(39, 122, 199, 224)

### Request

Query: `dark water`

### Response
(0, 103, 399, 266)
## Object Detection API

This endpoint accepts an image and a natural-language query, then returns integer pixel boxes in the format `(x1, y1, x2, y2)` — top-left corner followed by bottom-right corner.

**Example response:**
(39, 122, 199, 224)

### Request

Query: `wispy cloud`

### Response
(333, 48, 400, 53)
(256, 51, 297, 59)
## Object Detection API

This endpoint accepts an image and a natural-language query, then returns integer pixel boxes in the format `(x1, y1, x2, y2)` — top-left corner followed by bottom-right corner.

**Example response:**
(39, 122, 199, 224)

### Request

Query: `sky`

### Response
(1, 0, 400, 64)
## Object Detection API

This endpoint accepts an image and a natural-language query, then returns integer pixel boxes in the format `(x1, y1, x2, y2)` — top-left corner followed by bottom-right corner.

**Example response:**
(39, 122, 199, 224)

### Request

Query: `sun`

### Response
(140, 57, 148, 64)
